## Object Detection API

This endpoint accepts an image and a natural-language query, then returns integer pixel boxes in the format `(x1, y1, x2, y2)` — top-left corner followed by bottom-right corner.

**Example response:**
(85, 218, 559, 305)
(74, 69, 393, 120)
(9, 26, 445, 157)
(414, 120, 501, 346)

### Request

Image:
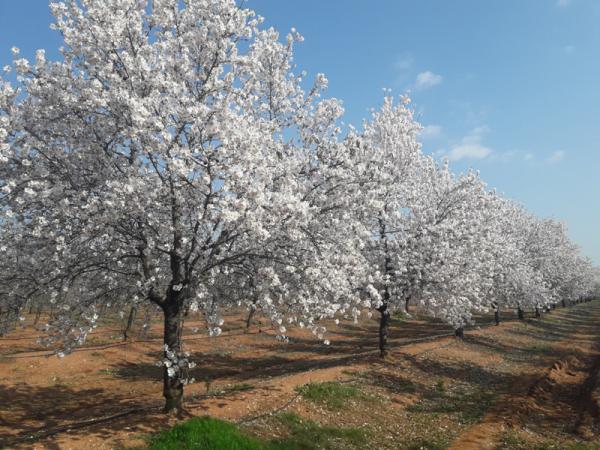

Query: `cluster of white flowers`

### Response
(158, 344, 196, 384)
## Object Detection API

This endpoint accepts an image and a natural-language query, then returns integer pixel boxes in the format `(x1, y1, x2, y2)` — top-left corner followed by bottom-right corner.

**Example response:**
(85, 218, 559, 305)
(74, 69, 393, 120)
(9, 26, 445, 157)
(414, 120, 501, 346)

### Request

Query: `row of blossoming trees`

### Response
(0, 0, 598, 414)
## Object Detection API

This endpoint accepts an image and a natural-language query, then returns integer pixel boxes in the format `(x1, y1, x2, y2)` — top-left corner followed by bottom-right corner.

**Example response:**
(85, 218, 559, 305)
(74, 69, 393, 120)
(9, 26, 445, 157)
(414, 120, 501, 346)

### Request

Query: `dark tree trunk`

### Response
(552, 303, 556, 310)
(33, 304, 43, 325)
(123, 306, 137, 341)
(245, 306, 256, 331)
(562, 300, 566, 308)
(517, 307, 524, 320)
(535, 306, 541, 318)
(162, 295, 184, 415)
(378, 302, 390, 358)
(405, 297, 410, 314)
(377, 216, 392, 358)
(455, 327, 464, 339)
(494, 308, 500, 326)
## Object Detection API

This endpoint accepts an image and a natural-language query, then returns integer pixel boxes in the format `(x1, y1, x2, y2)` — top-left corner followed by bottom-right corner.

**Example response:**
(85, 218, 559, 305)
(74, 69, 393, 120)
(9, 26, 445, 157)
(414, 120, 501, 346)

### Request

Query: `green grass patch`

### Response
(295, 381, 367, 410)
(123, 416, 289, 450)
(435, 379, 446, 393)
(273, 412, 367, 449)
(122, 414, 367, 450)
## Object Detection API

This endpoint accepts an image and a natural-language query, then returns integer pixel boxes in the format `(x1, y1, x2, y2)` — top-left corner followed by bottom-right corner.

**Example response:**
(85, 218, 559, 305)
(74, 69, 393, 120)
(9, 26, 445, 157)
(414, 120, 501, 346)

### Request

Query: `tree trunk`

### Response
(455, 327, 464, 339)
(535, 306, 541, 318)
(33, 304, 43, 325)
(562, 299, 566, 308)
(517, 307, 524, 320)
(377, 216, 392, 358)
(494, 308, 500, 326)
(162, 297, 184, 415)
(378, 302, 390, 358)
(245, 306, 256, 331)
(405, 297, 410, 314)
(123, 306, 137, 341)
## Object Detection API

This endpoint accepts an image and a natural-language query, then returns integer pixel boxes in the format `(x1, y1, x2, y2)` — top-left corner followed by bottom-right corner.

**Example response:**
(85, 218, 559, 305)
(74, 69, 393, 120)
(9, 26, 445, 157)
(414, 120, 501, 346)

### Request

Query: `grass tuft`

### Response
(122, 414, 367, 450)
(124, 416, 288, 450)
(295, 381, 366, 410)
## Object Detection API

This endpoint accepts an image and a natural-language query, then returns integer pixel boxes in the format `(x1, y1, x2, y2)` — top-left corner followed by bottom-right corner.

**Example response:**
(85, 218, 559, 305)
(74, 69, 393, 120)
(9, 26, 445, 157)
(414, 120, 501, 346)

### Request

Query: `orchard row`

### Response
(0, 0, 598, 413)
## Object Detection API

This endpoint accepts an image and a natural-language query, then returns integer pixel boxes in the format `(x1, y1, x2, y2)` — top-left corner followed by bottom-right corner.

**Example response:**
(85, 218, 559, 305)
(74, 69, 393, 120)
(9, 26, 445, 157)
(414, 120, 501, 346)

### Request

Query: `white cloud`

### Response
(447, 126, 492, 162)
(524, 153, 534, 161)
(419, 124, 442, 140)
(547, 150, 566, 163)
(448, 144, 492, 161)
(557, 0, 572, 7)
(415, 71, 443, 90)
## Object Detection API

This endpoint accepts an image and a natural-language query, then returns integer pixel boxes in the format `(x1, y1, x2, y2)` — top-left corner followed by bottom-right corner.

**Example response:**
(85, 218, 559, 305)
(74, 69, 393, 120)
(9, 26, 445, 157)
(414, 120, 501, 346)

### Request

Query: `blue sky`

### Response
(1, 0, 599, 264)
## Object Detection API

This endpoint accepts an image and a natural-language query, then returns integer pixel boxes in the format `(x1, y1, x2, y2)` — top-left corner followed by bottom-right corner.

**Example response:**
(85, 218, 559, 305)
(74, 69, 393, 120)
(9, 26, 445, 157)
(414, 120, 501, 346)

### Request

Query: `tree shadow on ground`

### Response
(0, 382, 160, 449)
(112, 349, 379, 384)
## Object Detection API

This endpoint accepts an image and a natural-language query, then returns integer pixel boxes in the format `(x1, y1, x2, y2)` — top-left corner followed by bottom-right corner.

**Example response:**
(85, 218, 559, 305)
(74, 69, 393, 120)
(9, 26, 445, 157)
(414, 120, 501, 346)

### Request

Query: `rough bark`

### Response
(162, 293, 184, 415)
(378, 302, 390, 358)
(378, 216, 392, 358)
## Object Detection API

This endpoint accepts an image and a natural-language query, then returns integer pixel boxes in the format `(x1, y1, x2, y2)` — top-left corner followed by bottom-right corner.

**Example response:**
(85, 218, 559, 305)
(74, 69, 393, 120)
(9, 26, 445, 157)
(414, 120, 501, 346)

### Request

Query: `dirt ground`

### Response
(1, 301, 599, 450)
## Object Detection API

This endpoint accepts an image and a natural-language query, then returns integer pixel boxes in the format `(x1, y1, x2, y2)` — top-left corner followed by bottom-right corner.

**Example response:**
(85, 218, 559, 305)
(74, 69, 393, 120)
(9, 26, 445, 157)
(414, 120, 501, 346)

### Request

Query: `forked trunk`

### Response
(162, 298, 184, 415)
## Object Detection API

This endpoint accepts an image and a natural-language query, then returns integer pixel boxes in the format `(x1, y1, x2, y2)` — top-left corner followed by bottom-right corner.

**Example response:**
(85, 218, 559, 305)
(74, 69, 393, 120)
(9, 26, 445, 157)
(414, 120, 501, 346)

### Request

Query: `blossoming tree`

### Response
(0, 0, 370, 414)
